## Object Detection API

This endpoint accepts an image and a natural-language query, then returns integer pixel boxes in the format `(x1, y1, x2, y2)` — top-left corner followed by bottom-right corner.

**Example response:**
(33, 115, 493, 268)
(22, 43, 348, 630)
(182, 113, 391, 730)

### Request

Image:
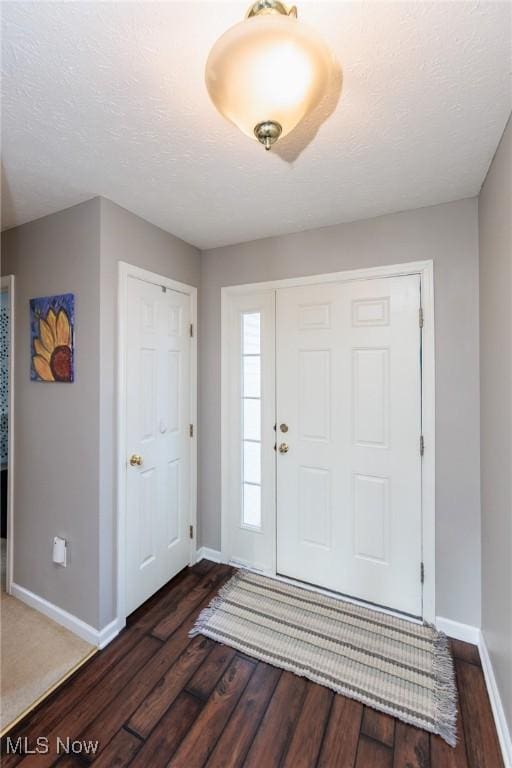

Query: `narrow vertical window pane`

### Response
(243, 313, 260, 354)
(243, 483, 261, 528)
(243, 441, 261, 484)
(241, 310, 261, 529)
(243, 398, 261, 440)
(243, 355, 261, 398)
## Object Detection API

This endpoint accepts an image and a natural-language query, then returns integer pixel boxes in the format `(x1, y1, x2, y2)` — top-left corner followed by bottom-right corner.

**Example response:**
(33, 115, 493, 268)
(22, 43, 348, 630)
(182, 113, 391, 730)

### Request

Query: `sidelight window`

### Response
(241, 312, 262, 528)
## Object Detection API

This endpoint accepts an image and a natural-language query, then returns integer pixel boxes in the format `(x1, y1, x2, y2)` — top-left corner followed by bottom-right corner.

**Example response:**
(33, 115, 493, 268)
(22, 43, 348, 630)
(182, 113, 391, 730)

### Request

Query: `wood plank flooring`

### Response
(1, 562, 503, 768)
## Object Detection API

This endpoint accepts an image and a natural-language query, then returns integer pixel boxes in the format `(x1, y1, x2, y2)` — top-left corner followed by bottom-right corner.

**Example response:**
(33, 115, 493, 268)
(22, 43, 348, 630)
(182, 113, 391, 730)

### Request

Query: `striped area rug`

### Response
(190, 569, 457, 746)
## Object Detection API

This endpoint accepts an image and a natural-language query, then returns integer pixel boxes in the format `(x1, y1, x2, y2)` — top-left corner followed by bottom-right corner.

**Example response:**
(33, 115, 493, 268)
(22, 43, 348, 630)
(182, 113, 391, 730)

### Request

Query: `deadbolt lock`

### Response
(278, 442, 289, 454)
(280, 423, 289, 433)
(129, 454, 144, 467)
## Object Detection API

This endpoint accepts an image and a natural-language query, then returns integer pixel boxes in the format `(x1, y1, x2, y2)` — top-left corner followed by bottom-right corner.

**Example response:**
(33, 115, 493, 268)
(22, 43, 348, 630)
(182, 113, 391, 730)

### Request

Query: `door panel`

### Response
(126, 277, 191, 615)
(276, 275, 422, 616)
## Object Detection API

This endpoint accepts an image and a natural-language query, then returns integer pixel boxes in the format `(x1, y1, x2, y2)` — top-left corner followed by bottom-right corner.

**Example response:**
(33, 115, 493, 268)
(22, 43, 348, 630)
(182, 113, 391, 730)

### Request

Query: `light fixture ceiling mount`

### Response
(246, 0, 297, 19)
(205, 1, 335, 150)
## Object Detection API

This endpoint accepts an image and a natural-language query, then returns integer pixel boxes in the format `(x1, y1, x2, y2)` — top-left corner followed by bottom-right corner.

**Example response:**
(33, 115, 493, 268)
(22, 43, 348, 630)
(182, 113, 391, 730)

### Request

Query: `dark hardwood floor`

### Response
(1, 561, 504, 768)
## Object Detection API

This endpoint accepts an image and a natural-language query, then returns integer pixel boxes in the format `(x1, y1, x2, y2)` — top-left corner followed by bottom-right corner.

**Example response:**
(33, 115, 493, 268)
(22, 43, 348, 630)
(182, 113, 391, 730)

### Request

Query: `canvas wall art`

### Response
(30, 293, 75, 382)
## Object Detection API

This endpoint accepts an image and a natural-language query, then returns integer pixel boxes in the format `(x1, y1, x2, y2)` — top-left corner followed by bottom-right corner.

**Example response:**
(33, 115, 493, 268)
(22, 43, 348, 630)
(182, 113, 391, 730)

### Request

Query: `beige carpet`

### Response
(1, 538, 6, 590)
(0, 553, 95, 733)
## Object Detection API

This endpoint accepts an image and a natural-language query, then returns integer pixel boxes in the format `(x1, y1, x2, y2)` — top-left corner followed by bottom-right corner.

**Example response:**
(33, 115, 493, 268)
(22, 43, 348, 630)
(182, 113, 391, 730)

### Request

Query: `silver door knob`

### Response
(278, 442, 289, 454)
(280, 423, 289, 433)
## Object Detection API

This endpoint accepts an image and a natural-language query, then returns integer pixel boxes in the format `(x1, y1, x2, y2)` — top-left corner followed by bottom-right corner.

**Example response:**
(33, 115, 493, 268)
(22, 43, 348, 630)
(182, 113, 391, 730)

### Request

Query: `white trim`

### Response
(1, 275, 15, 595)
(419, 261, 436, 622)
(10, 582, 122, 648)
(479, 632, 512, 767)
(195, 547, 223, 564)
(435, 616, 480, 645)
(221, 260, 436, 622)
(221, 285, 231, 577)
(116, 262, 198, 626)
(222, 260, 435, 294)
(96, 617, 125, 650)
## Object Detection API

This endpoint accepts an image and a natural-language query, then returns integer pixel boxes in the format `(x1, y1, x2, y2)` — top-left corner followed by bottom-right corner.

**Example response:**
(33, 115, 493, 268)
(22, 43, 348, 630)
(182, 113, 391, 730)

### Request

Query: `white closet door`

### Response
(276, 275, 422, 616)
(125, 276, 191, 615)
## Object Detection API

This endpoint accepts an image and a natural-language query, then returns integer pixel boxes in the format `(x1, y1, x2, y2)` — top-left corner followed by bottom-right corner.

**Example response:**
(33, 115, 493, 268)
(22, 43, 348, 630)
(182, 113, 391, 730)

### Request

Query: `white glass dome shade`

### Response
(205, 7, 335, 149)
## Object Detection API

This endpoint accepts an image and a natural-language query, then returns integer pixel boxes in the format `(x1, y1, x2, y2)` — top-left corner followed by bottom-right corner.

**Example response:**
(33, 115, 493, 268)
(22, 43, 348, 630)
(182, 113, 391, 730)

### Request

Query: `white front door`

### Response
(125, 275, 191, 615)
(276, 275, 422, 616)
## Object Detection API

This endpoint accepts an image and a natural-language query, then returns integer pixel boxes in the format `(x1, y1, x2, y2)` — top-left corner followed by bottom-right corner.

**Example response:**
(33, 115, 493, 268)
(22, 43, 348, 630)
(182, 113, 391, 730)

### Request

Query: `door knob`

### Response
(129, 454, 143, 466)
(278, 442, 289, 454)
(280, 423, 289, 433)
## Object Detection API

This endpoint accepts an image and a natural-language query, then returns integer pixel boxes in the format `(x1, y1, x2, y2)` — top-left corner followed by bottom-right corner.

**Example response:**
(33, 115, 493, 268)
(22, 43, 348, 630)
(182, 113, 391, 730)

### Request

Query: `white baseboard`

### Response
(436, 616, 511, 766)
(10, 582, 122, 649)
(195, 547, 223, 564)
(479, 631, 512, 768)
(435, 616, 480, 645)
(97, 617, 125, 649)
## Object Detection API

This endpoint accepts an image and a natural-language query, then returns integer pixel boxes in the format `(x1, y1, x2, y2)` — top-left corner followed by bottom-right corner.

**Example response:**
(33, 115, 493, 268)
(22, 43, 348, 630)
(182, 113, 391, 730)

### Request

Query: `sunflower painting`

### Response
(30, 294, 74, 382)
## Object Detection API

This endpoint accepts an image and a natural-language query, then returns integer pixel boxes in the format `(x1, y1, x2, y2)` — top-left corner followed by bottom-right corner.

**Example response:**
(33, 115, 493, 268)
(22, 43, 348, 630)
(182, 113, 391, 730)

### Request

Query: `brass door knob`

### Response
(278, 442, 289, 454)
(129, 454, 143, 467)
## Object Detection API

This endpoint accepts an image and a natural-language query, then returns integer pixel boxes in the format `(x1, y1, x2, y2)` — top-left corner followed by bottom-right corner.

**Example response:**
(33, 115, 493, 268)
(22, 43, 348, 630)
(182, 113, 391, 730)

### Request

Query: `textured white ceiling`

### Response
(2, 1, 511, 249)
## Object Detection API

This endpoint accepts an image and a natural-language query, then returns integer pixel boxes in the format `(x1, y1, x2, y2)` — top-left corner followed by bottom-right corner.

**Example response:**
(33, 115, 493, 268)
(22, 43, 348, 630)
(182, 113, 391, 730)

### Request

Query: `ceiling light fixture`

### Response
(205, 0, 335, 150)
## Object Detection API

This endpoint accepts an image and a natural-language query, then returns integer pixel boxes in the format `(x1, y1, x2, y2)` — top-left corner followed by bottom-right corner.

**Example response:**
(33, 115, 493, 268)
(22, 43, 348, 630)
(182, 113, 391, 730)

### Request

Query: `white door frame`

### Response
(221, 260, 435, 622)
(116, 262, 197, 625)
(1, 275, 15, 594)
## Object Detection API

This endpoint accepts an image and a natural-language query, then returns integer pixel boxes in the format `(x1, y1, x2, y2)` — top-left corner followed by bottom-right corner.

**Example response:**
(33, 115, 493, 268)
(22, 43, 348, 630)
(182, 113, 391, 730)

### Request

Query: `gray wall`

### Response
(200, 198, 481, 627)
(479, 117, 512, 734)
(98, 198, 200, 626)
(1, 199, 102, 627)
(1, 197, 200, 629)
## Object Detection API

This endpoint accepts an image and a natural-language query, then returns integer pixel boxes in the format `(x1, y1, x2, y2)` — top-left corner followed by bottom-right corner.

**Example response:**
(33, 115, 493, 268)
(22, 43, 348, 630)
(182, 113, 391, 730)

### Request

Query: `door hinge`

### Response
(420, 435, 424, 456)
(420, 562, 425, 584)
(189, 323, 194, 338)
(189, 424, 194, 438)
(189, 525, 194, 539)
(419, 307, 424, 328)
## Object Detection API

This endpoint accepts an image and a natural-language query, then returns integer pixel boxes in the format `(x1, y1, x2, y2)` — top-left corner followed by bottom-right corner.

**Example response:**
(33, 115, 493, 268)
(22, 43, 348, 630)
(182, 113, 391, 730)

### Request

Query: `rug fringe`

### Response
(189, 570, 245, 639)
(431, 628, 458, 746)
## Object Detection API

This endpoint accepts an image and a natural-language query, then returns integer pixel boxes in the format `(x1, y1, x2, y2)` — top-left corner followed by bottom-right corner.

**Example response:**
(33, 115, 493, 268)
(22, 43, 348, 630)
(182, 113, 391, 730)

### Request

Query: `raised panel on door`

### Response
(352, 348, 389, 448)
(140, 348, 157, 442)
(138, 467, 157, 569)
(166, 458, 180, 547)
(276, 275, 422, 617)
(165, 349, 180, 434)
(298, 466, 331, 548)
(298, 349, 331, 442)
(353, 473, 389, 563)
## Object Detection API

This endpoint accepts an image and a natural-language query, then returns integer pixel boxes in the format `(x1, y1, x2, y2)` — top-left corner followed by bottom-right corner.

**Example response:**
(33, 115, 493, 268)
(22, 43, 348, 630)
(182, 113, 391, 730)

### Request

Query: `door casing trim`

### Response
(221, 260, 435, 622)
(116, 262, 197, 626)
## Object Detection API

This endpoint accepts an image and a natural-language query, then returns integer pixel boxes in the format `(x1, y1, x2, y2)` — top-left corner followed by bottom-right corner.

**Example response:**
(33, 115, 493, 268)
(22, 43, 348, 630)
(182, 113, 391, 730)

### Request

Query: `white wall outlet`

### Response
(52, 536, 67, 567)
